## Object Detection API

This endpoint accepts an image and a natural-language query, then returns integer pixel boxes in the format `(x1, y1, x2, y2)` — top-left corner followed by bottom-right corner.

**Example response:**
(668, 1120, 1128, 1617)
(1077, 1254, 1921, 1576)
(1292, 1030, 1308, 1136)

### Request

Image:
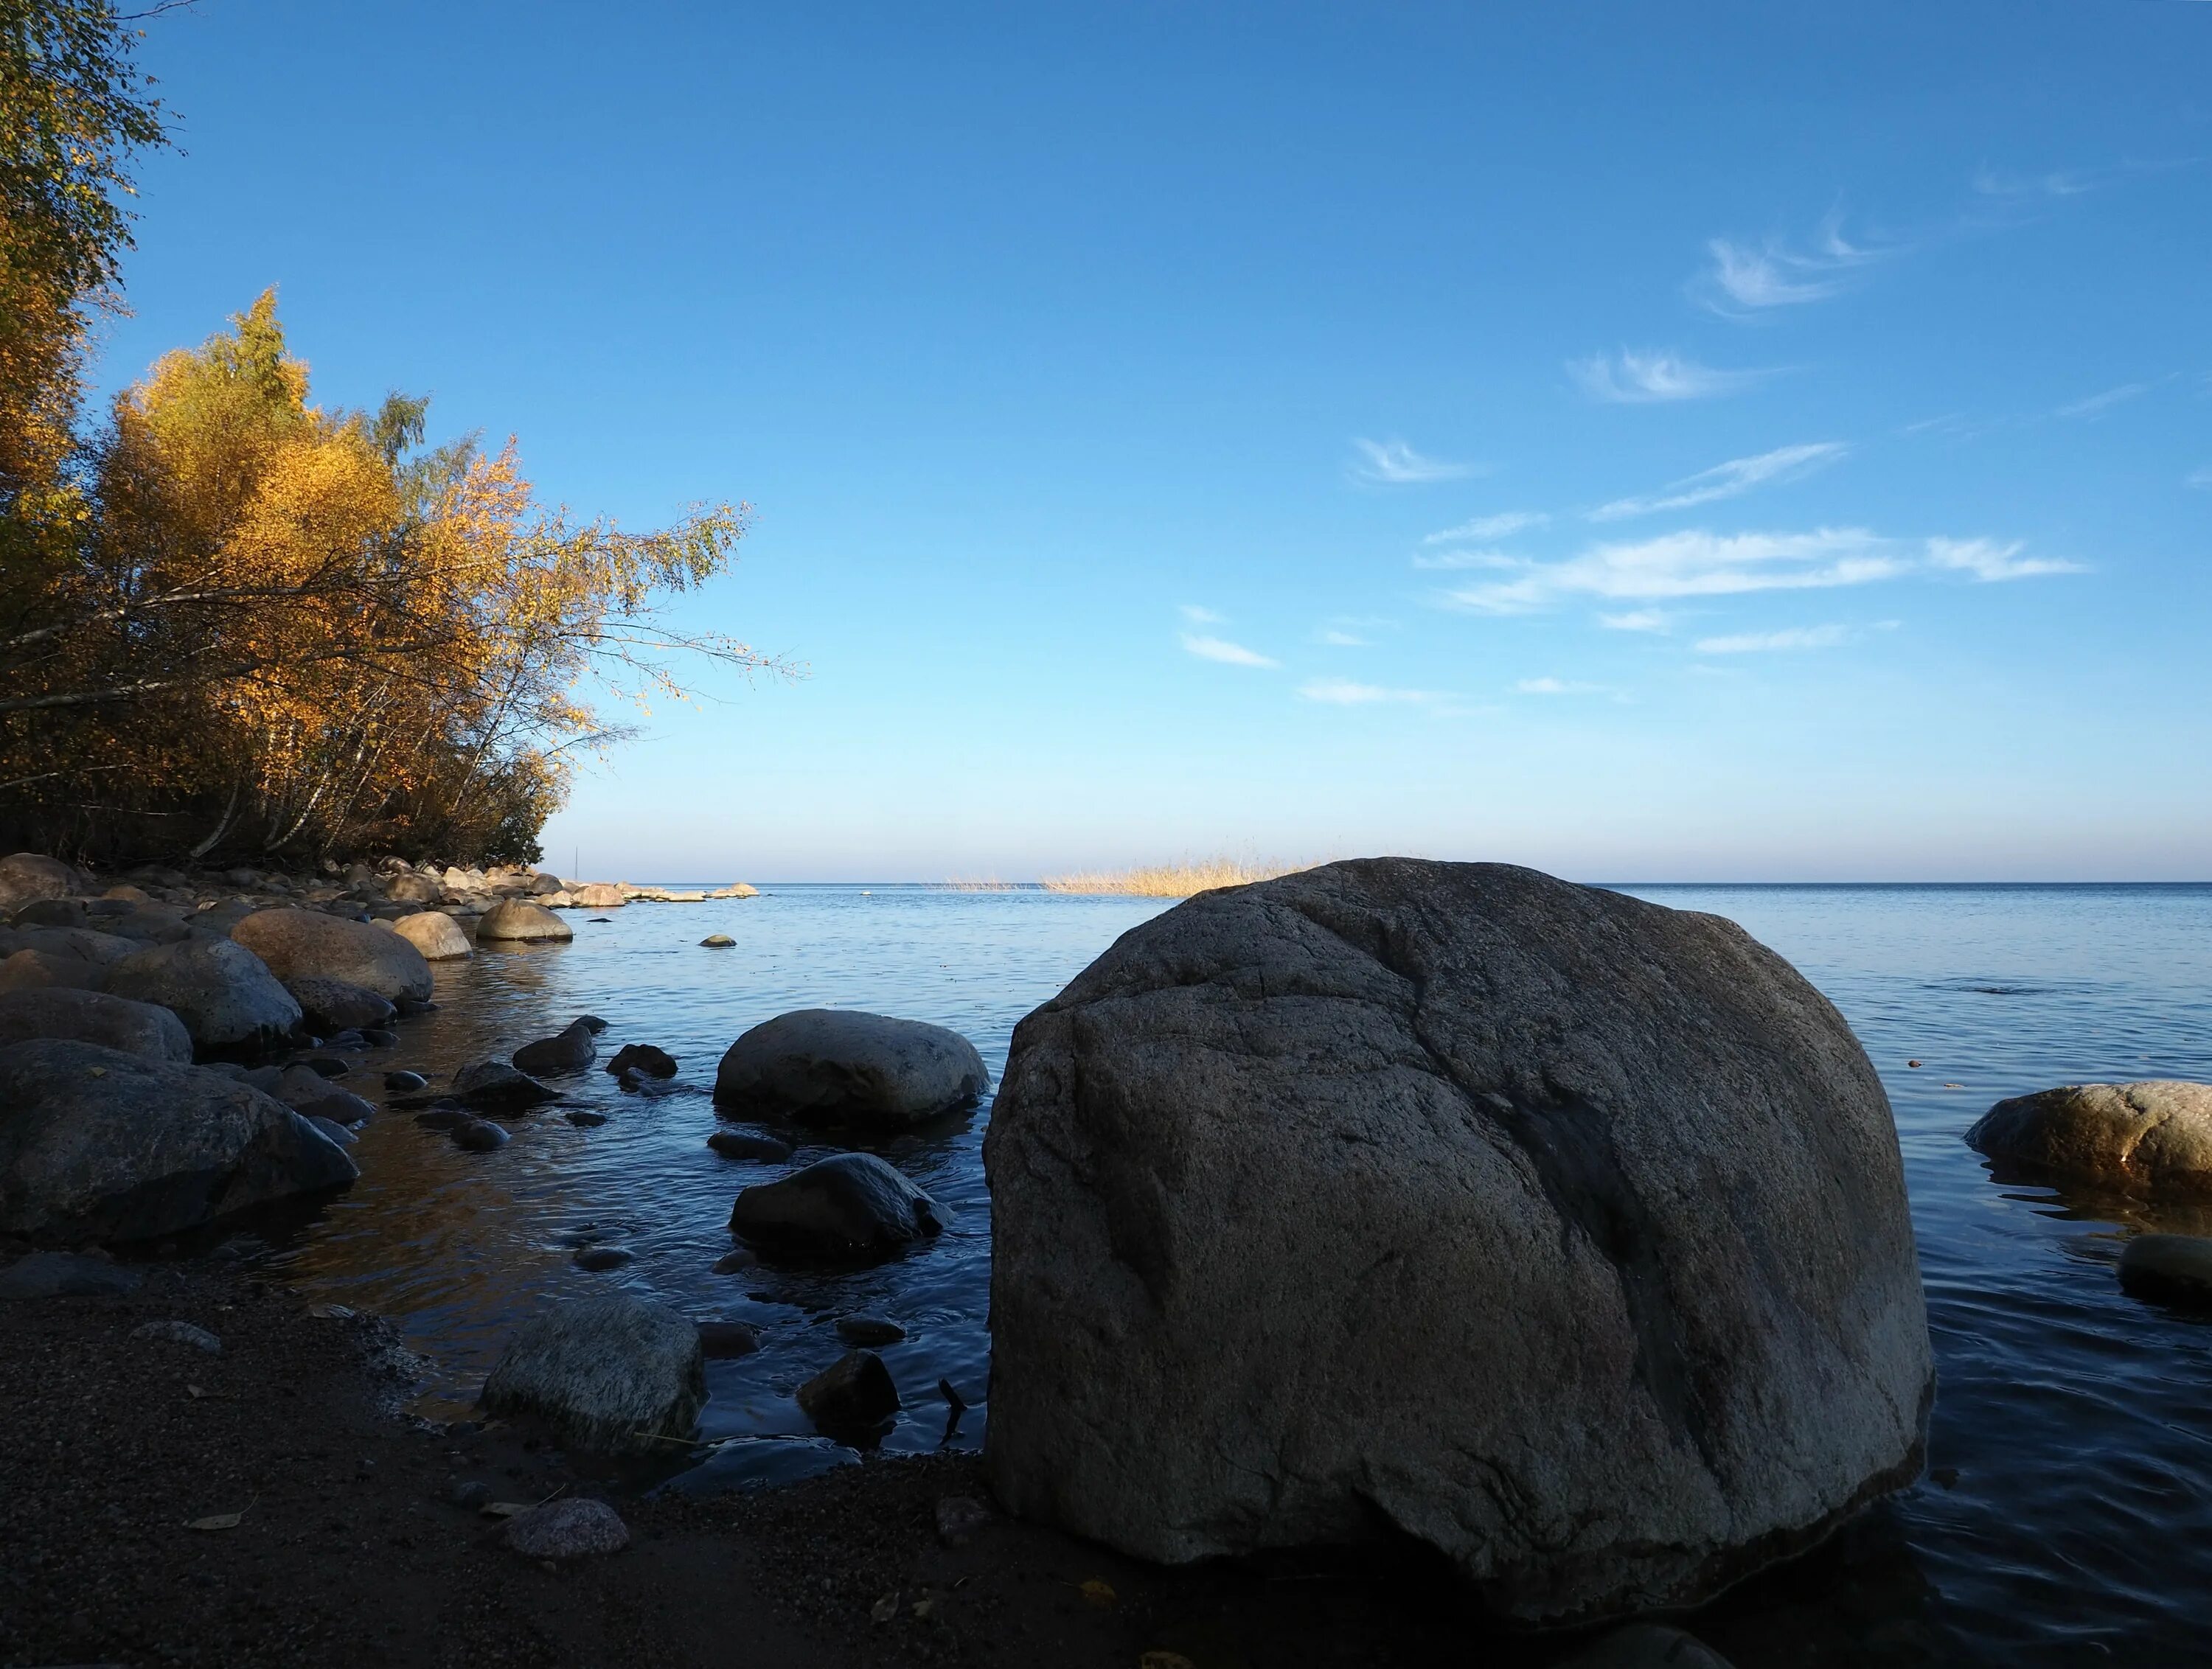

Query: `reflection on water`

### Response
(260, 880, 2212, 1665)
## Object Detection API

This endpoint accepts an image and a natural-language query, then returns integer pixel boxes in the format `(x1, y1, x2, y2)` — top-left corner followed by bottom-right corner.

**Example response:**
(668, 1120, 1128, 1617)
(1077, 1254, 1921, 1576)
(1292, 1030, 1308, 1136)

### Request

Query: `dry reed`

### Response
(1038, 858, 1310, 897)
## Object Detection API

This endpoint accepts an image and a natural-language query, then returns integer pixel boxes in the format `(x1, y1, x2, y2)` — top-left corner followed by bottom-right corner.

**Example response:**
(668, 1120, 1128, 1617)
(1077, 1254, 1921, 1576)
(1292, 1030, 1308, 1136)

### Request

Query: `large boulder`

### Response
(0, 1040, 357, 1241)
(231, 907, 431, 1003)
(105, 937, 301, 1057)
(727, 1151, 950, 1258)
(383, 910, 471, 961)
(479, 1295, 706, 1453)
(982, 859, 1932, 1626)
(713, 1009, 990, 1126)
(0, 988, 193, 1064)
(0, 853, 83, 914)
(1967, 1081, 2212, 1196)
(476, 899, 573, 943)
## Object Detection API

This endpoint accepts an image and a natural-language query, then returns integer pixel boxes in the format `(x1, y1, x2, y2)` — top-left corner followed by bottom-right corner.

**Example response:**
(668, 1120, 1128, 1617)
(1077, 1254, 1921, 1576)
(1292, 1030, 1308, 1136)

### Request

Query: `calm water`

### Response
(262, 882, 2212, 1665)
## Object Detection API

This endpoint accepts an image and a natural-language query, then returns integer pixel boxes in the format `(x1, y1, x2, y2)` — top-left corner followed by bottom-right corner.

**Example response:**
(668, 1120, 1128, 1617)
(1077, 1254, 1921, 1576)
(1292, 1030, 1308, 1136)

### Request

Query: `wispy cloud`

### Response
(1588, 442, 1848, 522)
(1599, 609, 1670, 633)
(1694, 624, 1851, 654)
(1972, 164, 2098, 201)
(1697, 212, 1894, 316)
(1300, 677, 1441, 705)
(1411, 547, 1522, 572)
(2054, 383, 2149, 420)
(1181, 633, 1279, 668)
(1316, 627, 1369, 647)
(1514, 677, 1608, 696)
(1568, 349, 1769, 404)
(2189, 464, 2212, 490)
(1424, 511, 1548, 543)
(1178, 604, 1225, 624)
(1349, 437, 1475, 485)
(1925, 538, 2086, 582)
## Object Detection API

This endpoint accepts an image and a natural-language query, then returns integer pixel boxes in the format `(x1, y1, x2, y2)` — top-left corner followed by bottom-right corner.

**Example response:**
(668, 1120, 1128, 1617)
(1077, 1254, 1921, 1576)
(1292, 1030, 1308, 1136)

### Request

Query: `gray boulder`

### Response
(105, 937, 302, 1057)
(232, 907, 431, 1003)
(479, 1295, 706, 1453)
(713, 1008, 990, 1126)
(0, 988, 193, 1064)
(285, 975, 395, 1034)
(476, 899, 573, 943)
(1968, 1081, 2212, 1196)
(727, 1152, 949, 1257)
(0, 853, 84, 913)
(0, 1040, 357, 1241)
(982, 858, 1932, 1626)
(383, 910, 471, 961)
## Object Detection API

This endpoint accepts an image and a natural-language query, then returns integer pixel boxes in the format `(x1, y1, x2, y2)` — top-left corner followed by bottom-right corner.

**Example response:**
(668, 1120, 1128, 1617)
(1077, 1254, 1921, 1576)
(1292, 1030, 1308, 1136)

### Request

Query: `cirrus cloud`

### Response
(1568, 349, 1770, 404)
(1348, 437, 1475, 485)
(1181, 633, 1279, 668)
(1588, 442, 1848, 522)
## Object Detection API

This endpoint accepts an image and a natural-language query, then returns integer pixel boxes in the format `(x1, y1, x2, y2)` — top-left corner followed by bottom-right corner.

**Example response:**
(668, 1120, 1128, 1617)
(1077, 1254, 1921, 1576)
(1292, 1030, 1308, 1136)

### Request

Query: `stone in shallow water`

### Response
(2118, 1234, 2212, 1309)
(607, 1042, 677, 1078)
(698, 1320, 762, 1359)
(1968, 1081, 2212, 1196)
(572, 1245, 630, 1272)
(707, 1129, 793, 1163)
(835, 1314, 907, 1347)
(728, 1152, 948, 1258)
(503, 1496, 630, 1558)
(452, 1118, 510, 1153)
(797, 1349, 900, 1434)
(452, 1059, 554, 1110)
(713, 1008, 990, 1128)
(514, 1020, 597, 1076)
(384, 1070, 428, 1093)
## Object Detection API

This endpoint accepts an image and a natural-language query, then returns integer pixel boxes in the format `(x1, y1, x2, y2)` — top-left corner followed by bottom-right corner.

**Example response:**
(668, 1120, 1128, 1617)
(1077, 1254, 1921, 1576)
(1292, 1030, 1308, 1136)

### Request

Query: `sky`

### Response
(92, 1, 2212, 880)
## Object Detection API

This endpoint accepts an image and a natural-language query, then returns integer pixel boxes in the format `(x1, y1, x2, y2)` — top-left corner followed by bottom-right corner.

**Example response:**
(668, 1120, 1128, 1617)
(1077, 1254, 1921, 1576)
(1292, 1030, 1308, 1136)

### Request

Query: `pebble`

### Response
(385, 1070, 428, 1093)
(835, 1315, 907, 1347)
(502, 1496, 630, 1558)
(131, 1319, 222, 1354)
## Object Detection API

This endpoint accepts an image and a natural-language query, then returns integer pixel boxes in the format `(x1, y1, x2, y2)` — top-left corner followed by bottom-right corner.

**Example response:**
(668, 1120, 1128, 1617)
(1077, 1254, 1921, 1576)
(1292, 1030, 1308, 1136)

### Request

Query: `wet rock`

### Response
(0, 1249, 143, 1299)
(711, 1248, 757, 1274)
(233, 907, 432, 1004)
(299, 1089, 376, 1126)
(308, 1115, 358, 1146)
(573, 1245, 630, 1271)
(384, 1070, 428, 1093)
(105, 936, 302, 1058)
(414, 1107, 470, 1132)
(452, 1118, 510, 1152)
(0, 1041, 357, 1241)
(606, 1042, 677, 1079)
(728, 1152, 950, 1258)
(707, 1129, 793, 1163)
(836, 1314, 908, 1347)
(321, 1029, 368, 1050)
(269, 1062, 344, 1109)
(936, 1494, 992, 1547)
(394, 995, 437, 1018)
(698, 1320, 762, 1359)
(513, 1020, 597, 1076)
(797, 1349, 900, 1435)
(1968, 1081, 2212, 1196)
(480, 1294, 706, 1454)
(0, 852, 85, 913)
(130, 1318, 223, 1354)
(0, 987, 194, 1063)
(476, 900, 574, 943)
(504, 1496, 630, 1558)
(982, 857, 1933, 1626)
(2118, 1234, 2212, 1309)
(1557, 1625, 1736, 1669)
(700, 934, 734, 948)
(565, 1110, 609, 1128)
(714, 1008, 990, 1127)
(285, 975, 396, 1034)
(577, 1014, 609, 1034)
(384, 910, 472, 961)
(452, 1059, 556, 1110)
(301, 1056, 349, 1079)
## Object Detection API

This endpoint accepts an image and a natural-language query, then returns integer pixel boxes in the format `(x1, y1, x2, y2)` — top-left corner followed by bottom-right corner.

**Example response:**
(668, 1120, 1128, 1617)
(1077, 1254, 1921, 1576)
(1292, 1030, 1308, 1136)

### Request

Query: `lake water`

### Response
(262, 881, 2212, 1665)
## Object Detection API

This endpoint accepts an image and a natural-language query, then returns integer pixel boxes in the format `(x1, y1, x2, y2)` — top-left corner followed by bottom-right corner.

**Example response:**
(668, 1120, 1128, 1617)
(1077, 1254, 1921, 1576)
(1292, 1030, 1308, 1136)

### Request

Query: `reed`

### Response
(1039, 858, 1309, 897)
(940, 877, 1018, 891)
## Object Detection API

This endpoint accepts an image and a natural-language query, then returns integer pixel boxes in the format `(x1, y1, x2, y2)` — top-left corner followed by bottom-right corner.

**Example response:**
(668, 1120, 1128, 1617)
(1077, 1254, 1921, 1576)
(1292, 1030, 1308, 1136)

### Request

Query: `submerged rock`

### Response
(728, 1152, 949, 1258)
(0, 987, 193, 1064)
(698, 1320, 761, 1359)
(713, 1008, 990, 1127)
(476, 900, 573, 943)
(105, 937, 301, 1058)
(707, 1129, 793, 1163)
(2118, 1234, 2212, 1309)
(479, 1295, 706, 1454)
(1968, 1081, 2212, 1196)
(232, 908, 432, 1003)
(0, 1041, 356, 1242)
(983, 857, 1933, 1626)
(513, 1020, 597, 1076)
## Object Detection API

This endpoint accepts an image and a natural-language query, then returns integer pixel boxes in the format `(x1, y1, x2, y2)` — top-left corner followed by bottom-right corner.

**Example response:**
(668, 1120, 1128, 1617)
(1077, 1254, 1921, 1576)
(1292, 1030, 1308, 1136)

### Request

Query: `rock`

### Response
(0, 988, 193, 1063)
(301, 1056, 349, 1079)
(572, 1244, 630, 1271)
(2118, 1234, 2212, 1309)
(1557, 1625, 1736, 1669)
(450, 1479, 492, 1509)
(414, 1107, 470, 1132)
(529, 872, 563, 895)
(383, 910, 472, 961)
(10, 897, 91, 928)
(503, 1496, 630, 1558)
(569, 883, 627, 909)
(394, 995, 436, 1018)
(728, 1153, 950, 1258)
(513, 1020, 597, 1076)
(307, 1115, 358, 1146)
(698, 1320, 762, 1358)
(700, 934, 734, 948)
(131, 1317, 223, 1354)
(453, 1059, 556, 1110)
(299, 1089, 376, 1126)
(606, 1043, 676, 1079)
(1967, 1081, 2212, 1196)
(981, 858, 1933, 1626)
(935, 1495, 992, 1547)
(285, 975, 396, 1034)
(576, 1015, 609, 1034)
(105, 937, 302, 1058)
(0, 1250, 143, 1299)
(0, 1041, 356, 1241)
(0, 948, 104, 993)
(452, 1118, 510, 1152)
(359, 1026, 397, 1048)
(270, 1062, 345, 1109)
(713, 1009, 991, 1127)
(11, 927, 139, 968)
(711, 1248, 757, 1274)
(232, 907, 432, 1003)
(796, 1349, 900, 1434)
(383, 872, 443, 904)
(476, 900, 574, 943)
(836, 1314, 908, 1347)
(707, 1129, 794, 1163)
(103, 908, 193, 946)
(565, 1110, 608, 1128)
(479, 1294, 706, 1453)
(0, 853, 84, 913)
(385, 1070, 428, 1093)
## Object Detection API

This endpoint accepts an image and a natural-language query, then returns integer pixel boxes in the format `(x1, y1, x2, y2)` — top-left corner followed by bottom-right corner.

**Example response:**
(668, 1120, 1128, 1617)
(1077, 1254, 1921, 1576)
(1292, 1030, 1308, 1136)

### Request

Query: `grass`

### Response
(1038, 858, 1311, 897)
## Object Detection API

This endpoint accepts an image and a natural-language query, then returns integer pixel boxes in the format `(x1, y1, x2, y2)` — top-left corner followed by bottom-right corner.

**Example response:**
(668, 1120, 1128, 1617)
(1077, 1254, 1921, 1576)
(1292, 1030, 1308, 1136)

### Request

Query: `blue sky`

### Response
(96, 1, 2211, 879)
